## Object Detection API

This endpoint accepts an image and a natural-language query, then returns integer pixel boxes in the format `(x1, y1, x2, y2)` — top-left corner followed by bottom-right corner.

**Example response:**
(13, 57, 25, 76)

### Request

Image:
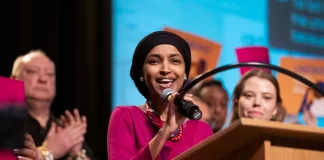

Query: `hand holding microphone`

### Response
(161, 88, 202, 120)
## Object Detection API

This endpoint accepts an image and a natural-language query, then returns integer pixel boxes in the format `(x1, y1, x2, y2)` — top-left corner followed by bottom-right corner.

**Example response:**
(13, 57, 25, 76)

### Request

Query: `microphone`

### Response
(161, 88, 202, 120)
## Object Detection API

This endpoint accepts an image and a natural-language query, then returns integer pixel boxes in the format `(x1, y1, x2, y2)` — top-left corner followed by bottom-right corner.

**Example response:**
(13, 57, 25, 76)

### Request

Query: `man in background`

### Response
(195, 80, 229, 133)
(11, 50, 95, 160)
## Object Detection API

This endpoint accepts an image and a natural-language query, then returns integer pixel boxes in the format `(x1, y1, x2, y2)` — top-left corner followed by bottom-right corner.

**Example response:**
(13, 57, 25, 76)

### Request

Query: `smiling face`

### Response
(237, 77, 278, 121)
(142, 44, 186, 100)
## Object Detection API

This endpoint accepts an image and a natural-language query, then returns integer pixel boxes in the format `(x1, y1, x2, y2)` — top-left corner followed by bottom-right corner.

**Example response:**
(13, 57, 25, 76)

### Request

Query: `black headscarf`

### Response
(130, 31, 191, 100)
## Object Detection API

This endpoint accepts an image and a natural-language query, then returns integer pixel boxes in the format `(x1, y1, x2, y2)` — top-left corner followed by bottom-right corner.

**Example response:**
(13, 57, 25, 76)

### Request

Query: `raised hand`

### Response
(163, 93, 194, 135)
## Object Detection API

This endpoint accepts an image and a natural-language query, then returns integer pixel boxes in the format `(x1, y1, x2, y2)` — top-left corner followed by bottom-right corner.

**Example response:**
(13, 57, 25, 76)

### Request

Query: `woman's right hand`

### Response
(148, 93, 198, 160)
(163, 93, 195, 135)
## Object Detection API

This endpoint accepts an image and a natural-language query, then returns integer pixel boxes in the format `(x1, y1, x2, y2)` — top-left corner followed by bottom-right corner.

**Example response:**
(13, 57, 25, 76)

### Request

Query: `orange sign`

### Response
(278, 57, 324, 114)
(163, 27, 222, 80)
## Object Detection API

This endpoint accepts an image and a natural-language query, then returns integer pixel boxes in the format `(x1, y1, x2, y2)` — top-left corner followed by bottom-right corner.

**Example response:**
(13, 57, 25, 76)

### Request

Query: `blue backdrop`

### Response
(112, 0, 324, 126)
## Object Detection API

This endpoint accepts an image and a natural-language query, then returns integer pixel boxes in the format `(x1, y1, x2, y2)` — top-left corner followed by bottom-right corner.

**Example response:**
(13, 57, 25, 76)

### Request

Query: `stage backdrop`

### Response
(112, 0, 324, 127)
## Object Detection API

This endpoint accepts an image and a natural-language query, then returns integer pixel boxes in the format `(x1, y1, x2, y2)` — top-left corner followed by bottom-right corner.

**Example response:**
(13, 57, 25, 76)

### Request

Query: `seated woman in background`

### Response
(230, 69, 319, 126)
(231, 69, 282, 122)
(107, 31, 213, 160)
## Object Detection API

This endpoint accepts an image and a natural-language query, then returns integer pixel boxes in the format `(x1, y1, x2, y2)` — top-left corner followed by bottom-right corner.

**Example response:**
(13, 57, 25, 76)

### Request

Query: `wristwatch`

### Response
(38, 141, 54, 160)
(76, 149, 87, 160)
(67, 149, 87, 160)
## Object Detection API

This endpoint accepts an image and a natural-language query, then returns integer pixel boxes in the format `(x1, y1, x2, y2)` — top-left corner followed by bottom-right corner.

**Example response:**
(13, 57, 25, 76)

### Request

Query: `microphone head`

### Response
(191, 108, 202, 120)
(161, 88, 174, 102)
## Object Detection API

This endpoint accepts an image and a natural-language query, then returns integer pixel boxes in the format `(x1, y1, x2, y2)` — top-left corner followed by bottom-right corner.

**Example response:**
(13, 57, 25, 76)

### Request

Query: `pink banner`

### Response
(0, 76, 26, 150)
(235, 46, 271, 76)
(0, 77, 25, 107)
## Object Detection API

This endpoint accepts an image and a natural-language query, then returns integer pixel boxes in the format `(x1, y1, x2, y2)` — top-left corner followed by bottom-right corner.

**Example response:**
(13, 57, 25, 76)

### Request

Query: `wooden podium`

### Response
(174, 118, 324, 160)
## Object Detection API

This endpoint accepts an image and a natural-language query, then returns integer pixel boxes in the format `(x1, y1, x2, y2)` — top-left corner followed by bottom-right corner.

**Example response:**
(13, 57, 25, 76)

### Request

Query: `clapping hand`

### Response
(60, 109, 87, 158)
(44, 114, 86, 159)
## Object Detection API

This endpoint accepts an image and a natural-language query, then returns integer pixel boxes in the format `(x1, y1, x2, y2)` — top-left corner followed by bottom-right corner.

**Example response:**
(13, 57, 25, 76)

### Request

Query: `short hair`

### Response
(11, 56, 24, 77)
(11, 49, 52, 77)
(194, 79, 225, 97)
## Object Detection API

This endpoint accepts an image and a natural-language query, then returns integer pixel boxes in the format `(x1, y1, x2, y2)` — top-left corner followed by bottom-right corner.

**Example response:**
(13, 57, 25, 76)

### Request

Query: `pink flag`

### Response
(0, 76, 25, 106)
(0, 76, 26, 151)
(235, 46, 271, 76)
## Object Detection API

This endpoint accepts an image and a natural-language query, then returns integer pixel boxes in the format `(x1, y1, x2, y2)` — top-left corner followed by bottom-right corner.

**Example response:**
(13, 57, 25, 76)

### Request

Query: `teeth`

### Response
(157, 79, 174, 83)
(161, 79, 173, 82)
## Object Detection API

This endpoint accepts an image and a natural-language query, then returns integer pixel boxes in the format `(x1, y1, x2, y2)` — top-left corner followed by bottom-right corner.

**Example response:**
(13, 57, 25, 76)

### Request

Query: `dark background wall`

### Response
(0, 1, 112, 159)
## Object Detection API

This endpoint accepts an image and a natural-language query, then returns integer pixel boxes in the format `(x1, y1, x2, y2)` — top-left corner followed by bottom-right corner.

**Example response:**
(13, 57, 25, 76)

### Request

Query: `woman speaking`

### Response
(107, 31, 213, 160)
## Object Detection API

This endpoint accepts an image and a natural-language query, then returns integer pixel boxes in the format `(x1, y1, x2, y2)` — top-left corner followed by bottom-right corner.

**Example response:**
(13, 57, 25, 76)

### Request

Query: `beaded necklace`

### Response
(146, 101, 187, 142)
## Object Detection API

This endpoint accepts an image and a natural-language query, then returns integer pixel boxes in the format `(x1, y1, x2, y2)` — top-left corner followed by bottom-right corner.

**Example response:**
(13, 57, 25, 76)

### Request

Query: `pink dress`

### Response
(107, 106, 213, 160)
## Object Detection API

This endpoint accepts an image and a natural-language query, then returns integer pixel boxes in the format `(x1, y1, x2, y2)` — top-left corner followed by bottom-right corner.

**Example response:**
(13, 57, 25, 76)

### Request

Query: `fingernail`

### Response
(13, 149, 19, 153)
(17, 156, 23, 159)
